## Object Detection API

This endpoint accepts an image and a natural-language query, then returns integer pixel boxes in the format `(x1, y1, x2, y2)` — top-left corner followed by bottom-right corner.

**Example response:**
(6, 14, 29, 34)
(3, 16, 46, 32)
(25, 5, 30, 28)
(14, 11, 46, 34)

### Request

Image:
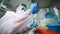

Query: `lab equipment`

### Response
(40, 11, 58, 26)
(45, 11, 55, 18)
(40, 23, 46, 29)
(40, 16, 58, 25)
(47, 24, 60, 32)
(39, 11, 58, 29)
(53, 6, 60, 22)
(29, 2, 39, 14)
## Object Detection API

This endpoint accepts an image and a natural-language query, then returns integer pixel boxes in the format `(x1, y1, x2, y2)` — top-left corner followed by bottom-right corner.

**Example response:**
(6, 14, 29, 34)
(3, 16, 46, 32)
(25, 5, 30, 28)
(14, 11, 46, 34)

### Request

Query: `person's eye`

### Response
(22, 8, 24, 10)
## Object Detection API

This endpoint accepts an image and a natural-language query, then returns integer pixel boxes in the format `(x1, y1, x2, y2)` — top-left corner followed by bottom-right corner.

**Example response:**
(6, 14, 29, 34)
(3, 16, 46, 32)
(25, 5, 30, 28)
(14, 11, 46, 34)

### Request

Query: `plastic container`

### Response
(47, 24, 60, 32)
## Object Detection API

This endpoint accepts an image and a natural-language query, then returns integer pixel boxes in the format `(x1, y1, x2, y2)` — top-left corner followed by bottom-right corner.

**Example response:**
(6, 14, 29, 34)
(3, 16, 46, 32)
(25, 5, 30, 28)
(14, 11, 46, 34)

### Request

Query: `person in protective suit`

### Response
(0, 2, 39, 34)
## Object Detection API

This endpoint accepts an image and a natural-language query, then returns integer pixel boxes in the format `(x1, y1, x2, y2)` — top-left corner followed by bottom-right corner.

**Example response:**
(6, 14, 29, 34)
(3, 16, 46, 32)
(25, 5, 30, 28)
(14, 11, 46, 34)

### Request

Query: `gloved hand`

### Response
(29, 2, 39, 14)
(29, 22, 37, 27)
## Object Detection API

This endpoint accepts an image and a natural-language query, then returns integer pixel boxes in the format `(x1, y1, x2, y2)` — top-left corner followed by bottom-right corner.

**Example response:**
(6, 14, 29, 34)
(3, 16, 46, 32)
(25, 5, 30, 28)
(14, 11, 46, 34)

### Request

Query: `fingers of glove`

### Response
(30, 3, 38, 8)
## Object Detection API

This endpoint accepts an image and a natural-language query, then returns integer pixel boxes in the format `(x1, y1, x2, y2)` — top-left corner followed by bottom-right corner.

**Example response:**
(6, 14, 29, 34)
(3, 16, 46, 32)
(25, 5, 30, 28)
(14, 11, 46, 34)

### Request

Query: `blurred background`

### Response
(0, 0, 60, 34)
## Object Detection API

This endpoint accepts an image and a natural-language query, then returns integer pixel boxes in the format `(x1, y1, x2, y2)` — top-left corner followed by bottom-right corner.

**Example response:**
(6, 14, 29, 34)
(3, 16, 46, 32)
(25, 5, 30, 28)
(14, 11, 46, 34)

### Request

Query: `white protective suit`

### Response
(0, 11, 16, 25)
(0, 5, 33, 34)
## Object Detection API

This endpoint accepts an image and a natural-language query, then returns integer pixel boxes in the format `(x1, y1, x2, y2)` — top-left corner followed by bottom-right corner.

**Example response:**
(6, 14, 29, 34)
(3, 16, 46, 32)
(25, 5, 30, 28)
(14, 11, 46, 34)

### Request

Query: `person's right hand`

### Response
(29, 2, 39, 14)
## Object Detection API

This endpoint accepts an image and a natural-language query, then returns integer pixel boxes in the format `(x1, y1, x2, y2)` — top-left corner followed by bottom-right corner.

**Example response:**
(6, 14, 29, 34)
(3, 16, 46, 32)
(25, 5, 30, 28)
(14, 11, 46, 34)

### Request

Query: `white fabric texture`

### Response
(0, 10, 33, 34)
(0, 11, 16, 25)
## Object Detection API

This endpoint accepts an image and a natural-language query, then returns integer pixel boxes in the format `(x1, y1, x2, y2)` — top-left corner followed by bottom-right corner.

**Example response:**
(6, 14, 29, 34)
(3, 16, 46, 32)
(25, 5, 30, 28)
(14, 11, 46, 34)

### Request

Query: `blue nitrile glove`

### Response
(29, 22, 37, 27)
(29, 2, 39, 14)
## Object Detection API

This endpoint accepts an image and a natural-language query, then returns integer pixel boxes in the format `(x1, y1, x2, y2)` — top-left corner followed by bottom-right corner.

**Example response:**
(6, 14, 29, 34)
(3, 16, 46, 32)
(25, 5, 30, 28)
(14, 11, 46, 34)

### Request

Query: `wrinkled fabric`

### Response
(0, 19, 14, 34)
(0, 11, 16, 25)
(0, 10, 33, 34)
